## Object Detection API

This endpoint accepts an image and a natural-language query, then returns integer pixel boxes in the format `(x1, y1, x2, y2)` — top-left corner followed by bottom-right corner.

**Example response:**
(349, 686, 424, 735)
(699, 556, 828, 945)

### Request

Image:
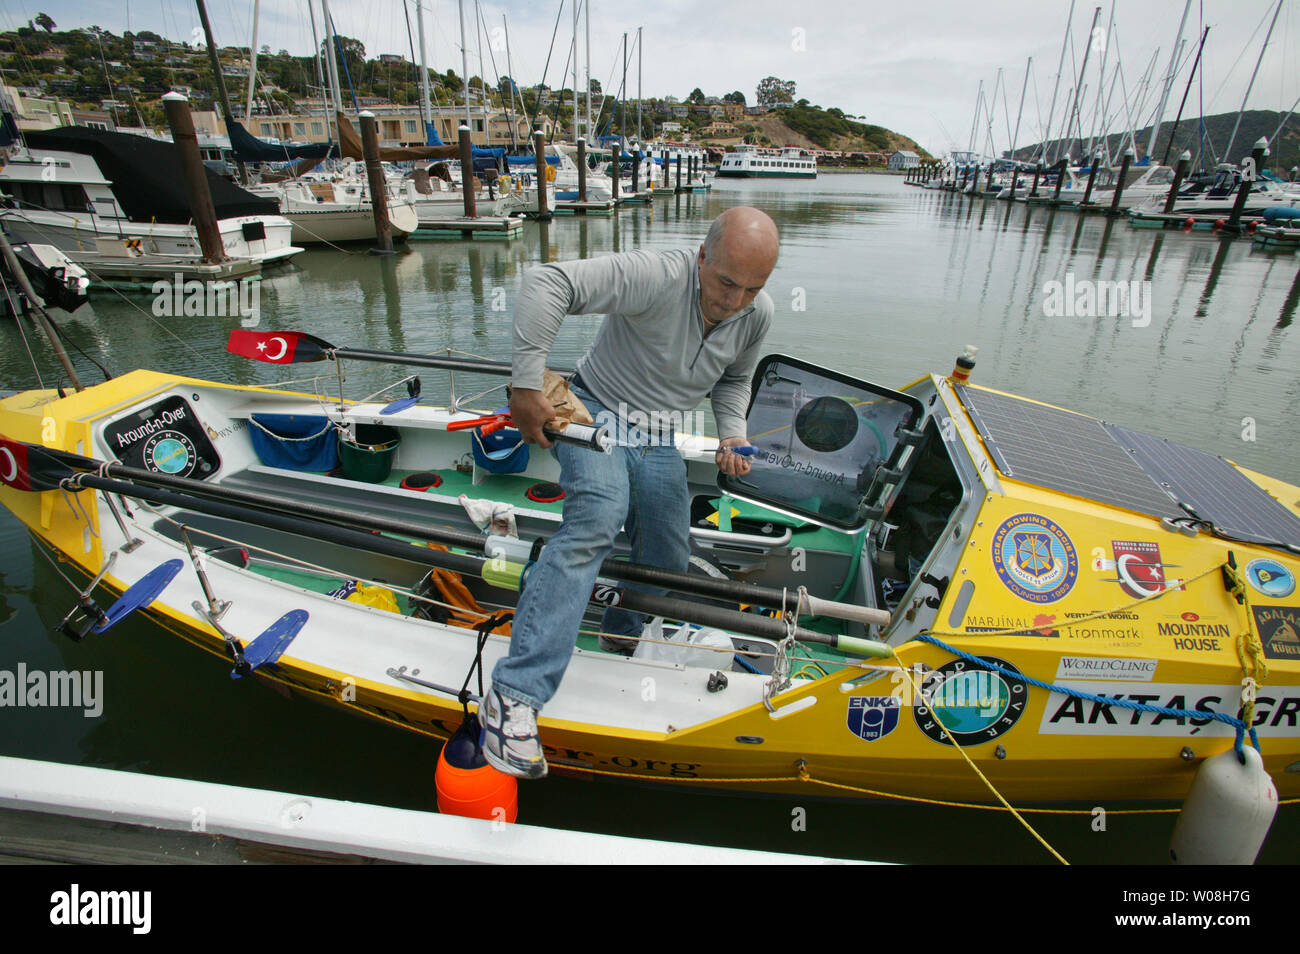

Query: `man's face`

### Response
(697, 243, 774, 324)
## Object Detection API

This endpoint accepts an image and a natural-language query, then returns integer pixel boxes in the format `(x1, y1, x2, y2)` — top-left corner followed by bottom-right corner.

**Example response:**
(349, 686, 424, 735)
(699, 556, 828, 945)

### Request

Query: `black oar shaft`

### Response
(67, 472, 845, 650)
(330, 348, 534, 377)
(32, 447, 883, 629)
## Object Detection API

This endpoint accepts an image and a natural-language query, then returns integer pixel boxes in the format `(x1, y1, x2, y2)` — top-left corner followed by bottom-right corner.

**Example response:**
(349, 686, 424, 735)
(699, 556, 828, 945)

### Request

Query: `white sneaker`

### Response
(479, 688, 548, 779)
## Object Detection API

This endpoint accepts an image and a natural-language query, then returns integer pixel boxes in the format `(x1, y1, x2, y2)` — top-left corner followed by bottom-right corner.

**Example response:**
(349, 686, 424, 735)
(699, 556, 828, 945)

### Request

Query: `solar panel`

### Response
(956, 386, 1183, 520)
(1104, 424, 1300, 548)
(957, 387, 1300, 549)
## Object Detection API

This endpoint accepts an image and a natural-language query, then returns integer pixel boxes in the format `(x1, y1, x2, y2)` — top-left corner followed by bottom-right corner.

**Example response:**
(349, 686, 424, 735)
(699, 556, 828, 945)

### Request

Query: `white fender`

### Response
(1170, 746, 1278, 864)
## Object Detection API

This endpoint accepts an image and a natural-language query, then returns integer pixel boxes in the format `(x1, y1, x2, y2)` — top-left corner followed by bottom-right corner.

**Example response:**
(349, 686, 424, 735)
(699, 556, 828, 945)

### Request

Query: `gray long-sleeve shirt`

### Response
(511, 248, 773, 440)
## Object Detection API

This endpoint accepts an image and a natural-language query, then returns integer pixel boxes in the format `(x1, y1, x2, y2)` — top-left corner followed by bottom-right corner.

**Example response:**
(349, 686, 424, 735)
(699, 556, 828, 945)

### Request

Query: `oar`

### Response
(227, 329, 532, 376)
(2, 438, 892, 655)
(11, 439, 893, 629)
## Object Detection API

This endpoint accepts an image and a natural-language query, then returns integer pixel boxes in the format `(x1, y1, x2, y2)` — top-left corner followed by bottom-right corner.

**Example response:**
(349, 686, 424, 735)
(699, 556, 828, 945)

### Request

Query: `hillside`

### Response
(700, 107, 930, 160)
(1012, 109, 1298, 172)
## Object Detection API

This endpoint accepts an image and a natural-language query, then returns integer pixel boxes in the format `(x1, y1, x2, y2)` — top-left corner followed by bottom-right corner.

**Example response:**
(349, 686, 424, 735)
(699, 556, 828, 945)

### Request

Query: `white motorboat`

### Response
(0, 127, 300, 267)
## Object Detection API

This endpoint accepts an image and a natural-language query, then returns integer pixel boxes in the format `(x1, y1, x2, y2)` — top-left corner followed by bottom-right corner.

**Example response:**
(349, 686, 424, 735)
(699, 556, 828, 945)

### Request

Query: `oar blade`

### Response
(226, 330, 333, 365)
(92, 559, 185, 634)
(233, 609, 309, 678)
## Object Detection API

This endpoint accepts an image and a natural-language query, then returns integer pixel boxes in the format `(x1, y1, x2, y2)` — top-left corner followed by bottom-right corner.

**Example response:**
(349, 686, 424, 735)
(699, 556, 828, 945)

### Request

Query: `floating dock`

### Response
(75, 252, 264, 291)
(0, 757, 873, 865)
(408, 215, 524, 241)
(554, 198, 617, 216)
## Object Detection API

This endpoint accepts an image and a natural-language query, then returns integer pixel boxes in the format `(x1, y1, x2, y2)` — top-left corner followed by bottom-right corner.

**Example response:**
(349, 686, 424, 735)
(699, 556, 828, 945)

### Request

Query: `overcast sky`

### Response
(3, 1, 1295, 155)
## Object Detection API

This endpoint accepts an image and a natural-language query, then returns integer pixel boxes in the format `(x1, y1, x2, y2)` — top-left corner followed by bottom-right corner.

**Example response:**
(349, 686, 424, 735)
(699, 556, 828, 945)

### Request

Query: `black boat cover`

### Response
(23, 126, 279, 224)
(226, 118, 337, 162)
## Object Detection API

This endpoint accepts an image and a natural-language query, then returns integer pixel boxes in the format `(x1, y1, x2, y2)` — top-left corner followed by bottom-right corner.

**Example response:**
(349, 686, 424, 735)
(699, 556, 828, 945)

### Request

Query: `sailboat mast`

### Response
(321, 0, 342, 118)
(1042, 0, 1075, 164)
(1063, 6, 1101, 162)
(193, 0, 248, 180)
(417, 0, 433, 135)
(458, 0, 471, 129)
(585, 0, 592, 143)
(306, 0, 334, 147)
(1145, 0, 1192, 160)
(1011, 56, 1031, 158)
(1085, 1, 1114, 160)
(637, 26, 642, 142)
(246, 0, 260, 122)
(1224, 0, 1282, 161)
(571, 0, 578, 143)
(503, 15, 519, 150)
(1161, 26, 1209, 165)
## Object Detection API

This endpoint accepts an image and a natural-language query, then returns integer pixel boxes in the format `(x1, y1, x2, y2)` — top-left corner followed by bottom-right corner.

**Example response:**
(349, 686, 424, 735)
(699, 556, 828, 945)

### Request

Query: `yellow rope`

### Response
(1224, 560, 1271, 732)
(888, 646, 1069, 864)
(236, 670, 1300, 815)
(924, 560, 1228, 639)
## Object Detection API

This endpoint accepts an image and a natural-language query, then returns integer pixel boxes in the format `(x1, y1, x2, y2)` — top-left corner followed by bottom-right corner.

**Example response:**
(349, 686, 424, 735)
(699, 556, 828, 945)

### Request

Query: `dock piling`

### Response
(1108, 148, 1134, 215)
(533, 130, 550, 220)
(1163, 150, 1192, 214)
(1226, 138, 1269, 233)
(162, 92, 228, 264)
(577, 139, 587, 202)
(457, 124, 477, 221)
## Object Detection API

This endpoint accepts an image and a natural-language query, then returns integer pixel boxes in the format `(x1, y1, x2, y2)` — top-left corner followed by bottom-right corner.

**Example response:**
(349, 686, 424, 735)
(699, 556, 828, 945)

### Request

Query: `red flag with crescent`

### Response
(226, 330, 331, 364)
(0, 436, 33, 491)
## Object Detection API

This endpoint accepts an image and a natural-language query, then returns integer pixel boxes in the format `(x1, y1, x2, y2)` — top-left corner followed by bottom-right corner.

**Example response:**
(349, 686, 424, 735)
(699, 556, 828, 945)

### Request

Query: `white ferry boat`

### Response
(716, 144, 816, 179)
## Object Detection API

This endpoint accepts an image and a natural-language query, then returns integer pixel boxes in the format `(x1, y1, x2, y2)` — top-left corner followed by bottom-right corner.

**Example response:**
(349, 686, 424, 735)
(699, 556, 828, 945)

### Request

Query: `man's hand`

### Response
(509, 388, 556, 447)
(715, 436, 752, 477)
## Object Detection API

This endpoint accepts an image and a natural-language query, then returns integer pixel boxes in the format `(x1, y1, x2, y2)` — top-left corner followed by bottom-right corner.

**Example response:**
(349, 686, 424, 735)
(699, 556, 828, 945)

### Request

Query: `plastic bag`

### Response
(633, 617, 734, 669)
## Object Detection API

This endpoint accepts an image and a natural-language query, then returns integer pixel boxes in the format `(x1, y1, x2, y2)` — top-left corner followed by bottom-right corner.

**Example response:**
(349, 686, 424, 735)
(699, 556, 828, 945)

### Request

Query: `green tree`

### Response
(688, 87, 705, 105)
(723, 90, 745, 106)
(756, 76, 795, 106)
(35, 12, 56, 33)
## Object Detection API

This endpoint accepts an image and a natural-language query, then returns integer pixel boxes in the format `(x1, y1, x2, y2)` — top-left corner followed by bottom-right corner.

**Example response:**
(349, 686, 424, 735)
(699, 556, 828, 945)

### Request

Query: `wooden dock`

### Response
(408, 216, 524, 241)
(0, 756, 875, 865)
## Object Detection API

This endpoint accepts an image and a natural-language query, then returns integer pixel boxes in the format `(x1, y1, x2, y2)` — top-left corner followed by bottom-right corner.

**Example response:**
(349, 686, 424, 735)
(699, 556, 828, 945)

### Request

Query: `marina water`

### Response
(2, 174, 1297, 863)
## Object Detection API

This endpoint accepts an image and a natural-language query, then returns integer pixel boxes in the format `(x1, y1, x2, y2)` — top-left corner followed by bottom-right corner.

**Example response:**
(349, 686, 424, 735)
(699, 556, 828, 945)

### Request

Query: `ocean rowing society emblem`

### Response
(991, 513, 1079, 603)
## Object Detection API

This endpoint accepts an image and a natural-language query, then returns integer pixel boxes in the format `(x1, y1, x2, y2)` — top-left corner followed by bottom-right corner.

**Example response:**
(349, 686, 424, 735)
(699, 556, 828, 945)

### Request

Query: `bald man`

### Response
(480, 206, 781, 779)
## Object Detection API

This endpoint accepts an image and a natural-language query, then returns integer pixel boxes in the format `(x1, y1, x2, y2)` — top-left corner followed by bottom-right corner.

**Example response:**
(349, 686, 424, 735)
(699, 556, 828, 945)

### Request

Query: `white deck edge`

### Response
(0, 757, 874, 865)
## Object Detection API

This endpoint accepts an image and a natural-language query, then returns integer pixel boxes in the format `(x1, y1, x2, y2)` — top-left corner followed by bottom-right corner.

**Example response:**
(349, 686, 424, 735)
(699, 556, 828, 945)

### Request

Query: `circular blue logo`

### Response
(991, 513, 1078, 603)
(913, 657, 1027, 746)
(1245, 558, 1296, 599)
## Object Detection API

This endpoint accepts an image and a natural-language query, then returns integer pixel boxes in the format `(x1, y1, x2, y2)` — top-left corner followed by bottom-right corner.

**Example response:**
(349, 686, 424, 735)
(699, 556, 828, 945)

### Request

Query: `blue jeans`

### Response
(491, 389, 691, 710)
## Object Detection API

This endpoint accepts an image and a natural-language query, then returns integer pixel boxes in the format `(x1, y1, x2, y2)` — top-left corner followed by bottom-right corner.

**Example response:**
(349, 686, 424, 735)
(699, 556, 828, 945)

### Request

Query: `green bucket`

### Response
(338, 424, 401, 483)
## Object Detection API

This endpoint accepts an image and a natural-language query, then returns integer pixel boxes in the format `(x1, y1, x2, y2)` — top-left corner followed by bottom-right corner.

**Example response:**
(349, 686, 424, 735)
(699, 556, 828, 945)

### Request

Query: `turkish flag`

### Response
(226, 330, 330, 365)
(0, 437, 32, 491)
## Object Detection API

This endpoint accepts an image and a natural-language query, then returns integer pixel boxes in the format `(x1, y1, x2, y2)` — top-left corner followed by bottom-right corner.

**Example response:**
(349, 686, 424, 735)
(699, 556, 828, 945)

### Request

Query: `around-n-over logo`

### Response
(991, 513, 1078, 603)
(913, 657, 1026, 746)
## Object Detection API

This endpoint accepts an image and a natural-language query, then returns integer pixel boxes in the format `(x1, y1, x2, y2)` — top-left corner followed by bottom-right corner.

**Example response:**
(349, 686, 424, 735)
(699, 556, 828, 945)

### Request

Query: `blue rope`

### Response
(914, 633, 1261, 758)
